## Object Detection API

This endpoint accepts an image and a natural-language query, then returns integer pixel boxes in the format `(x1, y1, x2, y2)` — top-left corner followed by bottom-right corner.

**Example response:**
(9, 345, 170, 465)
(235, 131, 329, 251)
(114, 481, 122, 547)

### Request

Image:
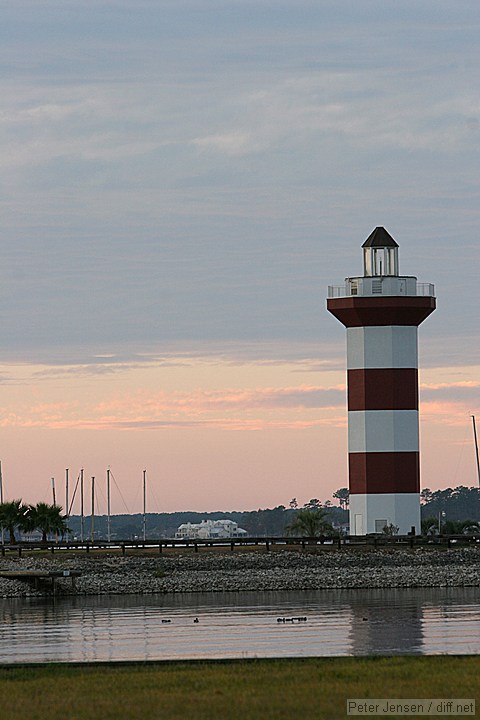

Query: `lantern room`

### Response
(362, 227, 399, 277)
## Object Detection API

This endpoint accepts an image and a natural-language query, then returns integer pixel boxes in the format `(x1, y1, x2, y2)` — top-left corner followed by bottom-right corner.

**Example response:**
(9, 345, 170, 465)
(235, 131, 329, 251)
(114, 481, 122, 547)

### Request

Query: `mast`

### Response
(80, 468, 84, 542)
(472, 416, 480, 487)
(51, 477, 56, 505)
(91, 476, 95, 543)
(143, 469, 147, 542)
(0, 461, 4, 545)
(65, 468, 69, 515)
(65, 468, 69, 542)
(107, 467, 111, 543)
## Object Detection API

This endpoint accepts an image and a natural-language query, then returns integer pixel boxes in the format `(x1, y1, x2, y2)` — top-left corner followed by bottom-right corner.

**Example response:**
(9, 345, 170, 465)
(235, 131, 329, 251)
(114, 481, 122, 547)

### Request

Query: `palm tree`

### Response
(28, 503, 70, 542)
(287, 508, 332, 537)
(0, 500, 29, 543)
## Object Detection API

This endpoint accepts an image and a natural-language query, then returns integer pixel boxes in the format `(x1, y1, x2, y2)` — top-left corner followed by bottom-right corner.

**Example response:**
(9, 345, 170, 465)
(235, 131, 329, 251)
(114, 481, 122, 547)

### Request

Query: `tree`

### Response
(28, 503, 70, 542)
(0, 500, 29, 543)
(420, 488, 433, 505)
(382, 523, 399, 536)
(289, 498, 298, 509)
(303, 498, 321, 510)
(287, 508, 332, 537)
(444, 519, 480, 535)
(333, 488, 350, 510)
(461, 522, 480, 534)
(420, 486, 480, 523)
(421, 517, 438, 535)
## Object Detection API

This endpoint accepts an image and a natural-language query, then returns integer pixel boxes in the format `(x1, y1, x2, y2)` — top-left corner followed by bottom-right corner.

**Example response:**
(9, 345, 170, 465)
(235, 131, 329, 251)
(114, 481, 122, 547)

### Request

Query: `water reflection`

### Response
(421, 589, 480, 655)
(0, 588, 479, 663)
(348, 589, 424, 655)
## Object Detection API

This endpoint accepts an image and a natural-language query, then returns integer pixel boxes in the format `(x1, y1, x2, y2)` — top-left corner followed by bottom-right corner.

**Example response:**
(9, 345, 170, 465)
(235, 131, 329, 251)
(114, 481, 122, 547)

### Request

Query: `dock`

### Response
(0, 570, 81, 594)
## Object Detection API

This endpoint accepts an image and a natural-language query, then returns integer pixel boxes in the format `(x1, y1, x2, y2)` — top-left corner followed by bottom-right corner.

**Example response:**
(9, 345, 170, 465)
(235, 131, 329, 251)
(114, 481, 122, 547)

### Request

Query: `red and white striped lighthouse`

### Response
(327, 228, 436, 535)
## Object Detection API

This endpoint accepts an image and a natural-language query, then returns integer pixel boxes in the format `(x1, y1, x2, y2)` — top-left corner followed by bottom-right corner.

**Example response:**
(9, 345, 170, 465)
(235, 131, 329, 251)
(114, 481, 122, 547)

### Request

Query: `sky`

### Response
(0, 0, 479, 514)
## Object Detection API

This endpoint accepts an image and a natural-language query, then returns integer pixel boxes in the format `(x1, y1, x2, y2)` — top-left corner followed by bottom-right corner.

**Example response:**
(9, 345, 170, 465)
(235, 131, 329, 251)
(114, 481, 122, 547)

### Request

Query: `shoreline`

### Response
(1, 546, 480, 597)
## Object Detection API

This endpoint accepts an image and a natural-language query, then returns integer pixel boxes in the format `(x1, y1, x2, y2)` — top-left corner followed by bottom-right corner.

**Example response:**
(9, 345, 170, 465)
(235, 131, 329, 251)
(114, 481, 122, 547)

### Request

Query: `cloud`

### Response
(0, 382, 345, 431)
(58, 417, 344, 431)
(0, 341, 347, 373)
(98, 384, 345, 412)
(420, 380, 480, 410)
(418, 379, 480, 427)
(33, 362, 155, 378)
(420, 401, 475, 428)
(0, 0, 479, 368)
(192, 132, 254, 156)
(421, 380, 480, 393)
(190, 65, 480, 161)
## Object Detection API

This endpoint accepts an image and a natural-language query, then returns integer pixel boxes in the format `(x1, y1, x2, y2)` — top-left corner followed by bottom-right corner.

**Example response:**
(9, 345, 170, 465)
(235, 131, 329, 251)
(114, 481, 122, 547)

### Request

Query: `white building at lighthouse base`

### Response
(350, 493, 421, 535)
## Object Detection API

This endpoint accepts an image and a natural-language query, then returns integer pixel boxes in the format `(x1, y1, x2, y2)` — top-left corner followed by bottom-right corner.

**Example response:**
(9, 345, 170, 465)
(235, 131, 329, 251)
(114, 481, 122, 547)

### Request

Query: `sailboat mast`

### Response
(0, 460, 4, 545)
(65, 468, 69, 542)
(472, 416, 480, 487)
(91, 476, 95, 543)
(107, 467, 111, 543)
(143, 469, 147, 542)
(65, 468, 69, 515)
(80, 468, 84, 542)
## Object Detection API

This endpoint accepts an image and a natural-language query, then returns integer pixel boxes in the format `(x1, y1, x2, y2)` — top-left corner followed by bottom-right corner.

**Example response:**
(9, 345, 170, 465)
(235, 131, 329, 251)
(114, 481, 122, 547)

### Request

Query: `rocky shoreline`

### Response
(1, 547, 480, 597)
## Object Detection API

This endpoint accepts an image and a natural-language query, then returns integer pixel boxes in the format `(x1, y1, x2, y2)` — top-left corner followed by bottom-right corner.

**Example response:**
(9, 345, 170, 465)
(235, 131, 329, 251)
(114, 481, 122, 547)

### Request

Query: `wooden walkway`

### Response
(0, 534, 478, 557)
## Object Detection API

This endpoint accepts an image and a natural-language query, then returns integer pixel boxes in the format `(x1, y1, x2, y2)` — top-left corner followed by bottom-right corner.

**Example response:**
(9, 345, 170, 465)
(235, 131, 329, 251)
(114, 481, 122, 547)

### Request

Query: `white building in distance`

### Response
(176, 519, 248, 540)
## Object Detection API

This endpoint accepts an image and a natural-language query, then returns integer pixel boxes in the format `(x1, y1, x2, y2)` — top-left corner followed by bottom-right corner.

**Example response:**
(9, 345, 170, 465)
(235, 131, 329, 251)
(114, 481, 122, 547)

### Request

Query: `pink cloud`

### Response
(0, 384, 346, 431)
(421, 400, 478, 428)
(3, 376, 477, 432)
(420, 381, 480, 390)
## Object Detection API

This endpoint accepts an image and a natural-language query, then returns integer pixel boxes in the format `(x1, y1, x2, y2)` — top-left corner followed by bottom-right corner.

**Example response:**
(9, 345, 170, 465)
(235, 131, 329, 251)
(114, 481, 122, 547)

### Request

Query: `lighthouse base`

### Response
(349, 493, 420, 536)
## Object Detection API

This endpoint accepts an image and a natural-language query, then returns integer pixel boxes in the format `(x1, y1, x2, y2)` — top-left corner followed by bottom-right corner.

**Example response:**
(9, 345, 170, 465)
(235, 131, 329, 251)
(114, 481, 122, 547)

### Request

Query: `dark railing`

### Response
(1, 533, 478, 557)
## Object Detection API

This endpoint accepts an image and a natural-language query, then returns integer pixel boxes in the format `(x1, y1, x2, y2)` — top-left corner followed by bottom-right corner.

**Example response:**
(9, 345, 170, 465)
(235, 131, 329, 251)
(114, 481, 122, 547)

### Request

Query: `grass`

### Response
(0, 656, 478, 720)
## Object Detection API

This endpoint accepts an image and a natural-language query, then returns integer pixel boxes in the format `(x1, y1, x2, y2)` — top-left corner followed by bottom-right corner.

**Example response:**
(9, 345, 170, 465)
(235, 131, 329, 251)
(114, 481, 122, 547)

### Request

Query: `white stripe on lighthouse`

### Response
(350, 493, 421, 535)
(347, 325, 418, 369)
(348, 410, 419, 453)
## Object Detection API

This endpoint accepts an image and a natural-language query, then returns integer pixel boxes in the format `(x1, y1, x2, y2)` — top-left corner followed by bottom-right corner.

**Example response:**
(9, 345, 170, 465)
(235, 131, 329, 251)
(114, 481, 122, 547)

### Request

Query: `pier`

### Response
(0, 534, 478, 558)
(0, 570, 81, 594)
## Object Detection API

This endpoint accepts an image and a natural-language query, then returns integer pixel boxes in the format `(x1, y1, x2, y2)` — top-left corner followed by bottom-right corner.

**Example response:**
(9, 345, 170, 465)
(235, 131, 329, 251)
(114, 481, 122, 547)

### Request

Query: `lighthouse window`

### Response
(373, 248, 383, 275)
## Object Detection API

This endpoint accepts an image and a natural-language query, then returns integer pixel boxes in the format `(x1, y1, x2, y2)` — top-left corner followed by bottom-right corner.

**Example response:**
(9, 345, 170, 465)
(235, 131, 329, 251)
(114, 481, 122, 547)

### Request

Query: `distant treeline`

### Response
(420, 486, 480, 522)
(67, 505, 348, 540)
(64, 486, 480, 540)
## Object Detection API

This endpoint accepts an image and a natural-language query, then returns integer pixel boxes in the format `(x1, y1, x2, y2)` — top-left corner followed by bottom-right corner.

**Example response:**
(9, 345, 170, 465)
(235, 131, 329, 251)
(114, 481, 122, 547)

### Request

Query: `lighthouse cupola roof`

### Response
(362, 226, 399, 277)
(362, 227, 399, 249)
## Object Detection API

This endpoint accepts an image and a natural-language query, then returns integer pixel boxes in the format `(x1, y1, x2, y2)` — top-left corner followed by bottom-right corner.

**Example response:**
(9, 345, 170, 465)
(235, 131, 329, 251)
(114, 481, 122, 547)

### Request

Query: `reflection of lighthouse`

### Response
(348, 588, 425, 655)
(327, 228, 436, 535)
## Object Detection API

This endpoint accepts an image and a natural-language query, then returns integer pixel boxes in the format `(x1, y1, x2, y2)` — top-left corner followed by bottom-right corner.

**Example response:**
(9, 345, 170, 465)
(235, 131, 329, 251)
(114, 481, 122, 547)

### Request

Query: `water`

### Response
(1, 588, 479, 663)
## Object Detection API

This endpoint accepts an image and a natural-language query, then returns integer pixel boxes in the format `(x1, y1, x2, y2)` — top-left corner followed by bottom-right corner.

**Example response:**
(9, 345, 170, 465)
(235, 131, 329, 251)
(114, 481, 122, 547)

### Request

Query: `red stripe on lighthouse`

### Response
(349, 452, 420, 494)
(327, 296, 436, 328)
(347, 368, 418, 411)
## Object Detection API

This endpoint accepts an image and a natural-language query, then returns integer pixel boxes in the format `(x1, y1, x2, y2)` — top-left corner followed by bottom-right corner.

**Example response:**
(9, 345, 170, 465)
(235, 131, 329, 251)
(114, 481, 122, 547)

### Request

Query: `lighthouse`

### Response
(327, 228, 436, 535)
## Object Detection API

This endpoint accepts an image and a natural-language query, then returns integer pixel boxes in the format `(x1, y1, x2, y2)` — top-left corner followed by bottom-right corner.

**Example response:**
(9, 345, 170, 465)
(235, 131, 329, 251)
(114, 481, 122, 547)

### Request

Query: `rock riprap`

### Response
(1, 547, 479, 596)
